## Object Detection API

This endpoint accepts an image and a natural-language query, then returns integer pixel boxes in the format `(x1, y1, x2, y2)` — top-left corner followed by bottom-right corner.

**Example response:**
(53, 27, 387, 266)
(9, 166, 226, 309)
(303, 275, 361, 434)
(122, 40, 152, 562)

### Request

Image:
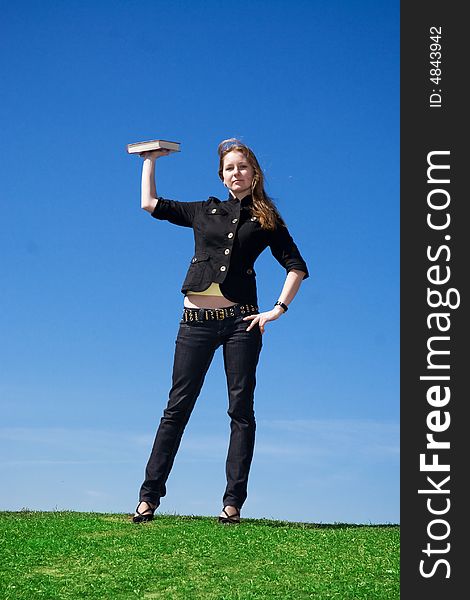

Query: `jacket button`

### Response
(232, 218, 238, 223)
(227, 232, 234, 238)
(211, 208, 217, 213)
(246, 268, 253, 274)
(220, 266, 226, 272)
(224, 249, 230, 255)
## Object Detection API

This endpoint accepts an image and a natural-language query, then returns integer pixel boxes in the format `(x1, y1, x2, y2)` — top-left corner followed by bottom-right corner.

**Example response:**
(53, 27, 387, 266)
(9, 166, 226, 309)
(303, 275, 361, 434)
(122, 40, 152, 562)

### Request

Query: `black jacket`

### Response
(151, 193, 309, 305)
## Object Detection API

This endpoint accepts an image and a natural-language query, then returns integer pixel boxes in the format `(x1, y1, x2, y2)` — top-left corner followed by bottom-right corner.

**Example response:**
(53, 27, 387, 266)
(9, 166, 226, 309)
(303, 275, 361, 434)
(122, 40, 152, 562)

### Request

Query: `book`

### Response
(126, 139, 181, 154)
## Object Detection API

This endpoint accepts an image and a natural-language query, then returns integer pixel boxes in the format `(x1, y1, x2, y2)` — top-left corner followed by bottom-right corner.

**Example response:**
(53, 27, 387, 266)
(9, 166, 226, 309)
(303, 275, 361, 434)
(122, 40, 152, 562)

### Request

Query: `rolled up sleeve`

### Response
(269, 224, 309, 280)
(151, 197, 202, 228)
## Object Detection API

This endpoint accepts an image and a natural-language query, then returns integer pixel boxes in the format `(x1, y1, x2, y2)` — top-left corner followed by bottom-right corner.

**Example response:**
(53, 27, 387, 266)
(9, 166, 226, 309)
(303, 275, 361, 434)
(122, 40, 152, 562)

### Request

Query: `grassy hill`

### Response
(0, 511, 399, 599)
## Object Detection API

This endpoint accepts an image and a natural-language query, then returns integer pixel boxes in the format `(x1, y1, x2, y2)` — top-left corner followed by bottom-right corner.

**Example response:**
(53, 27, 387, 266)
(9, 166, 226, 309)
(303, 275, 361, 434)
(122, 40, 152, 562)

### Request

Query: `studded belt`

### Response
(182, 303, 259, 322)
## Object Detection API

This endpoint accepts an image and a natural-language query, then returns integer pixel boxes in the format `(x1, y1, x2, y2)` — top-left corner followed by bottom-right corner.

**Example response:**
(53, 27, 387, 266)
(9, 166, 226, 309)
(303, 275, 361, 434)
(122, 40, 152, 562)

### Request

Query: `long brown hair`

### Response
(217, 138, 286, 231)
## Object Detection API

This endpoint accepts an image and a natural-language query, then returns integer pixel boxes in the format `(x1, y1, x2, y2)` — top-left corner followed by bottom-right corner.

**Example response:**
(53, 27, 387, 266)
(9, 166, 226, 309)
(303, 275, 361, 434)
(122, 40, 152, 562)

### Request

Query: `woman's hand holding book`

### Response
(139, 149, 171, 160)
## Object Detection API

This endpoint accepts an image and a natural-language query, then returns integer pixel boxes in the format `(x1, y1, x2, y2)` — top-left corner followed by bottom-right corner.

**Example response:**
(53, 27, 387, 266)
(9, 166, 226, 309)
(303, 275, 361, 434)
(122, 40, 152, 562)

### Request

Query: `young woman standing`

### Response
(133, 139, 309, 524)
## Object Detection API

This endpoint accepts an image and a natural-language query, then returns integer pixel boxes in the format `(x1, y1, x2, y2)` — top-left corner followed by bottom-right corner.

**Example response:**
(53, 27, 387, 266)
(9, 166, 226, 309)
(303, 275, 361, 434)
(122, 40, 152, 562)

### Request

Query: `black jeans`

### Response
(139, 308, 263, 510)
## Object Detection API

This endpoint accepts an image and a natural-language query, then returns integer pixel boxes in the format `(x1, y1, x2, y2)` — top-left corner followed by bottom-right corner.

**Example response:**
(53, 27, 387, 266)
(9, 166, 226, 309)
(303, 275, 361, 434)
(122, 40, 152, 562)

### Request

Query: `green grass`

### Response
(0, 511, 399, 599)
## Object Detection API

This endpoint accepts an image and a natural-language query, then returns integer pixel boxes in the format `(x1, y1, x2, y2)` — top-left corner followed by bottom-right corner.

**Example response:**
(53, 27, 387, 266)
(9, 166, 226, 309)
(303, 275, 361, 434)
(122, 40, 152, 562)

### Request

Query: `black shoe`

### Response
(218, 506, 240, 525)
(132, 501, 156, 523)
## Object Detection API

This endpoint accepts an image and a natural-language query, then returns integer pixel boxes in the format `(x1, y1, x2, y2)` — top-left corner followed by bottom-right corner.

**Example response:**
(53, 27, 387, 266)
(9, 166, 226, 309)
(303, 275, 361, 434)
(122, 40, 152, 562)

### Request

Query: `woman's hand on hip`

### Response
(243, 306, 284, 334)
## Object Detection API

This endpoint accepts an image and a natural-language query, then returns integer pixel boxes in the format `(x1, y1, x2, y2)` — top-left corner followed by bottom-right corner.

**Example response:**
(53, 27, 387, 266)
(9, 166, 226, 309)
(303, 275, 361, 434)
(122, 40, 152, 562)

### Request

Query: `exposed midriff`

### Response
(184, 282, 238, 308)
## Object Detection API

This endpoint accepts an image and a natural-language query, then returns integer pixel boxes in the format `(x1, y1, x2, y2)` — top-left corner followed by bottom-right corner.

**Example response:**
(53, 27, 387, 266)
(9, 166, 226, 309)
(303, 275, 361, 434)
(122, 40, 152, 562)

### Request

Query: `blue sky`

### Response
(1, 0, 399, 523)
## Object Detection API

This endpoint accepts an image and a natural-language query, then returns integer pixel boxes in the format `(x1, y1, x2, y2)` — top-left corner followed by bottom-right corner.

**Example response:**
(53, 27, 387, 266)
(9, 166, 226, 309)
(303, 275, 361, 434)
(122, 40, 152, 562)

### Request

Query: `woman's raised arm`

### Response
(140, 149, 170, 213)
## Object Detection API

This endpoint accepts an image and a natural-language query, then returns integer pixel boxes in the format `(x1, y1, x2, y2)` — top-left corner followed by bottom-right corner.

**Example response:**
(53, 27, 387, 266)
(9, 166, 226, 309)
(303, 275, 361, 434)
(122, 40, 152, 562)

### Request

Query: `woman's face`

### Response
(222, 150, 255, 198)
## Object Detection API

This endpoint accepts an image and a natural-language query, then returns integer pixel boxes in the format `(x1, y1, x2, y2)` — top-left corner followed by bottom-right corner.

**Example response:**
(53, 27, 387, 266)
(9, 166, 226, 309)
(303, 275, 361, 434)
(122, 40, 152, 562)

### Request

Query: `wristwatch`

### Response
(274, 301, 288, 313)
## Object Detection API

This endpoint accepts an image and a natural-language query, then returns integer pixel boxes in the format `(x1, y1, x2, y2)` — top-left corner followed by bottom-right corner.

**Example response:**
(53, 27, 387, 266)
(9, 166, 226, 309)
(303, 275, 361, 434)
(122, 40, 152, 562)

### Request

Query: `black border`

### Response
(401, 2, 466, 597)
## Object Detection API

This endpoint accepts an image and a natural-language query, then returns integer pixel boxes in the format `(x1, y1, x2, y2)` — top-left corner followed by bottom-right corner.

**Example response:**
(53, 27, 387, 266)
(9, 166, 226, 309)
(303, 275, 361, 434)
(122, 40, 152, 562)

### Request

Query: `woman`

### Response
(133, 138, 309, 524)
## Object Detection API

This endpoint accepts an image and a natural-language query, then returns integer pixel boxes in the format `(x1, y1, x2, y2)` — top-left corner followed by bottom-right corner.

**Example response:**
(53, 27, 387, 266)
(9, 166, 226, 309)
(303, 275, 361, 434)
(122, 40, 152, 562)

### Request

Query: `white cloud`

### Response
(257, 418, 399, 460)
(0, 418, 398, 469)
